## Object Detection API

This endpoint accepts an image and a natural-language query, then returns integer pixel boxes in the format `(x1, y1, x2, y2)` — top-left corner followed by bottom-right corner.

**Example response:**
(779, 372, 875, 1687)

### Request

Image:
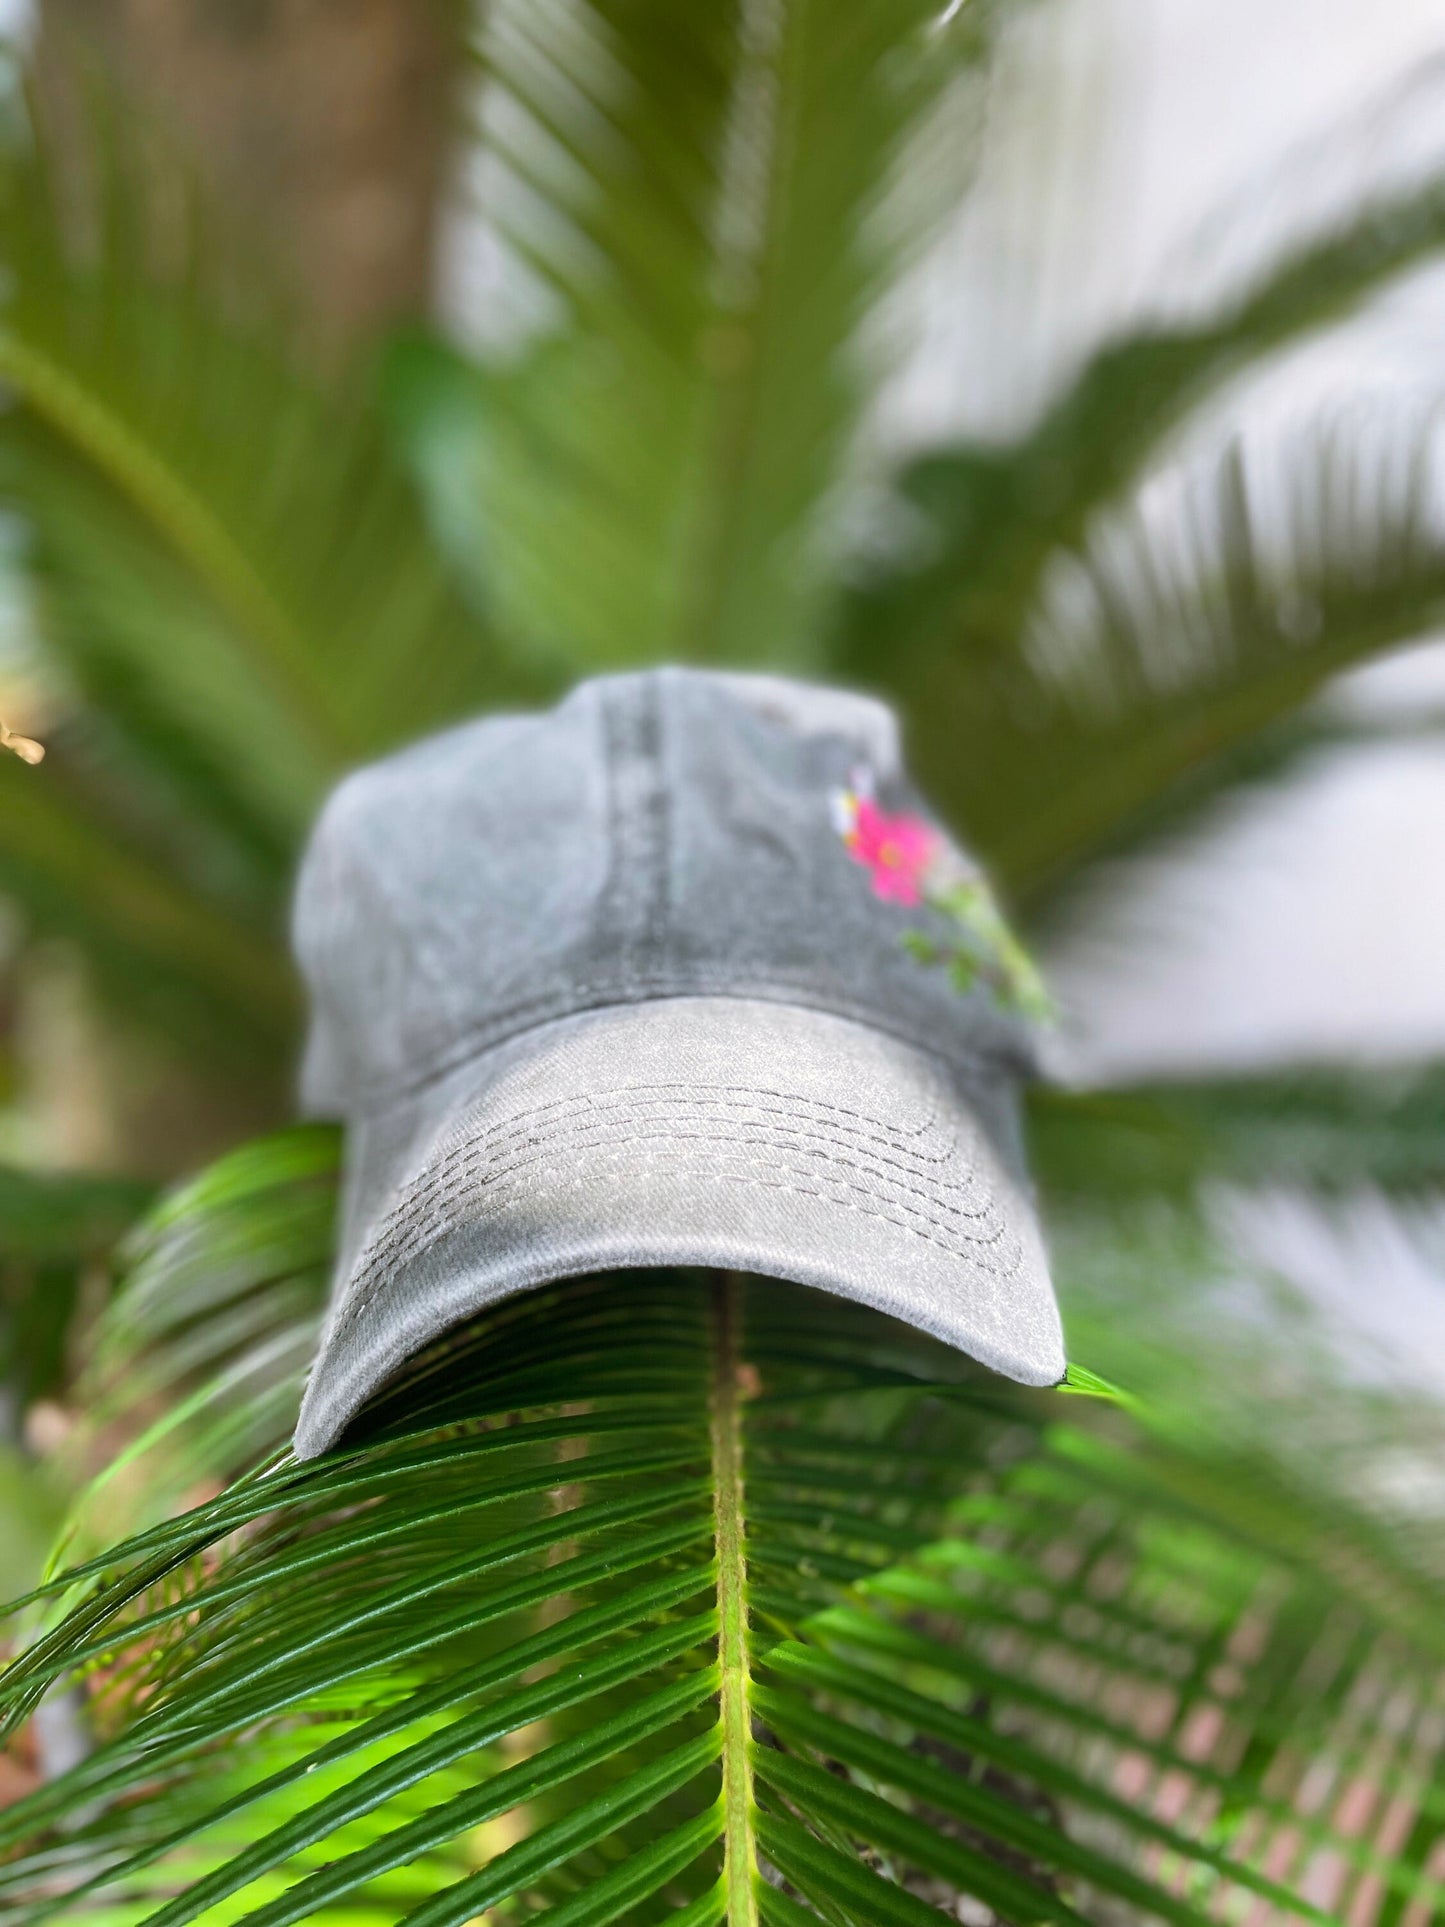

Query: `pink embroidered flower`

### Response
(837, 793, 939, 905)
(829, 767, 1053, 1018)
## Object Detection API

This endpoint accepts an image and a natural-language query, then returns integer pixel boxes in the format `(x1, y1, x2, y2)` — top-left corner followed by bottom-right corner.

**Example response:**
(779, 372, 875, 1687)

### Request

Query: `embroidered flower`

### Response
(833, 786, 939, 905)
(831, 767, 1053, 1021)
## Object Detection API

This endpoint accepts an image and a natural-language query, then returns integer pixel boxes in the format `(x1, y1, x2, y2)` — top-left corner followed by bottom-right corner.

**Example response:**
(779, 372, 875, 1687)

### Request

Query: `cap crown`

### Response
(295, 669, 1032, 1118)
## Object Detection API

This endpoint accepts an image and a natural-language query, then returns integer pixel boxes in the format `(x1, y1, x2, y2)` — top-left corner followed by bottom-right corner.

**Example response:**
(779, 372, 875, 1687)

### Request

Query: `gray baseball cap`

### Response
(292, 667, 1063, 1457)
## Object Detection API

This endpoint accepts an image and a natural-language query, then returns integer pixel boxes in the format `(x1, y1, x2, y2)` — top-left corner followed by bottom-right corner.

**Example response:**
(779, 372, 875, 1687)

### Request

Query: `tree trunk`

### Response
(36, 0, 457, 347)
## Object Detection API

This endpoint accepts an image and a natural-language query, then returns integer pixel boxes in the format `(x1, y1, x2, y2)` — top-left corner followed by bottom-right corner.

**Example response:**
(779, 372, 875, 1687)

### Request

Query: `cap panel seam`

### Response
(596, 673, 672, 977)
(639, 672, 671, 970)
(597, 679, 631, 971)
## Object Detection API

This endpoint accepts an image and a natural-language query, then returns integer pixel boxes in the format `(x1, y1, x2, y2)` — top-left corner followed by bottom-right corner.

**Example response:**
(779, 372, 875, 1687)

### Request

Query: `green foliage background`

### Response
(0, 4, 1444, 1922)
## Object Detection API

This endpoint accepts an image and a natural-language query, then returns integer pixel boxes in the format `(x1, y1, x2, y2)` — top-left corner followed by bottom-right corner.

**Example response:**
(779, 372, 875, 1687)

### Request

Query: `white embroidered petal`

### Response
(828, 787, 859, 837)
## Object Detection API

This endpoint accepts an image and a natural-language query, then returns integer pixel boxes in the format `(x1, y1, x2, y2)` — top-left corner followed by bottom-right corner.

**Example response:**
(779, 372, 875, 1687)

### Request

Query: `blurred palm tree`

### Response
(1, 4, 1445, 1922)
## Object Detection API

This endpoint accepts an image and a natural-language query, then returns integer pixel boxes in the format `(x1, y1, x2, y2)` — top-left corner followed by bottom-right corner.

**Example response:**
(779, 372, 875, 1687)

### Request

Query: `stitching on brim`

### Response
(337, 1139, 1018, 1340)
(427, 1082, 949, 1163)
(332, 1095, 1020, 1342)
(357, 1083, 956, 1272)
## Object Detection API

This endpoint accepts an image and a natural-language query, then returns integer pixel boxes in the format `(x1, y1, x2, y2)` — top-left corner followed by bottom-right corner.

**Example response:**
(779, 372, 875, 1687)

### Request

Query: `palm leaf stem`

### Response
(712, 1270, 760, 1926)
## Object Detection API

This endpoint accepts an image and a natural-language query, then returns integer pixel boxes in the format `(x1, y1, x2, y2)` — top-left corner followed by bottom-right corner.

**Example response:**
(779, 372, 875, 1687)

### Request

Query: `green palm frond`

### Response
(2, 1270, 1442, 1925)
(847, 401, 1445, 899)
(54, 1126, 337, 1552)
(1046, 1176, 1445, 1605)
(0, 67, 515, 783)
(400, 0, 1007, 674)
(1020, 699, 1445, 921)
(0, 742, 300, 1057)
(1032, 1060, 1445, 1203)
(831, 45, 1445, 889)
(0, 1164, 151, 1415)
(0, 63, 537, 1056)
(839, 51, 1445, 668)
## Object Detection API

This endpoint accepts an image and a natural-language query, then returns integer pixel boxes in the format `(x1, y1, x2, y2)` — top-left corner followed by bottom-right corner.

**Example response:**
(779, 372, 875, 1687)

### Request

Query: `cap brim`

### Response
(294, 997, 1064, 1458)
